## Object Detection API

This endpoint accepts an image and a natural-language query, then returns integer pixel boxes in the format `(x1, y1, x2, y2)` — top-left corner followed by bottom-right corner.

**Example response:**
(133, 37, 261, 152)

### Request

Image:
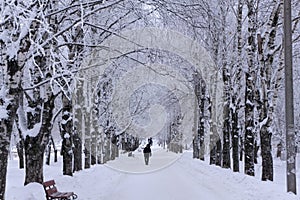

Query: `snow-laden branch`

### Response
(39, 0, 126, 49)
(23, 70, 79, 91)
(84, 22, 143, 48)
(45, 0, 105, 17)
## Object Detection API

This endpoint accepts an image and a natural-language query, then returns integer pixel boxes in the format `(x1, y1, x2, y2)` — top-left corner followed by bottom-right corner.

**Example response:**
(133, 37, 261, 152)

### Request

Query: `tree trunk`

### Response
(240, 136, 244, 161)
(73, 80, 83, 171)
(84, 81, 92, 168)
(222, 105, 231, 168)
(244, 69, 255, 176)
(256, 1, 282, 182)
(111, 142, 116, 161)
(0, 118, 15, 199)
(199, 80, 206, 161)
(97, 131, 104, 164)
(67, 21, 84, 170)
(193, 137, 200, 159)
(0, 59, 22, 199)
(276, 142, 282, 158)
(209, 96, 218, 165)
(91, 107, 98, 165)
(16, 134, 25, 169)
(24, 91, 55, 184)
(260, 125, 273, 181)
(24, 135, 44, 185)
(231, 0, 243, 172)
(91, 135, 97, 165)
(61, 94, 73, 176)
(61, 138, 73, 176)
(194, 72, 205, 160)
(54, 149, 58, 163)
(111, 134, 118, 160)
(45, 143, 51, 165)
(193, 84, 200, 161)
(84, 138, 91, 168)
(244, 0, 257, 177)
(73, 132, 82, 171)
(232, 108, 239, 172)
(24, 61, 42, 184)
(0, 146, 9, 200)
(210, 146, 216, 165)
(15, 106, 25, 169)
(45, 136, 56, 165)
(84, 112, 91, 169)
(254, 140, 259, 164)
(220, 1, 231, 169)
(104, 134, 111, 163)
(115, 141, 119, 158)
(216, 138, 222, 167)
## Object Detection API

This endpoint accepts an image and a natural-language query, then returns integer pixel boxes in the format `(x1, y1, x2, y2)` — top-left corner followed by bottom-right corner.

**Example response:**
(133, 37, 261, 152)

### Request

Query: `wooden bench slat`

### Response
(43, 180, 56, 187)
(49, 192, 63, 198)
(46, 187, 58, 195)
(50, 192, 74, 198)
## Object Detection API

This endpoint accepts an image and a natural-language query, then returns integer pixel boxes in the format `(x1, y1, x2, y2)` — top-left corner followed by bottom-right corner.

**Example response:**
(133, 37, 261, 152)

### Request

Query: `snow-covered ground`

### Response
(106, 145, 181, 173)
(6, 146, 300, 200)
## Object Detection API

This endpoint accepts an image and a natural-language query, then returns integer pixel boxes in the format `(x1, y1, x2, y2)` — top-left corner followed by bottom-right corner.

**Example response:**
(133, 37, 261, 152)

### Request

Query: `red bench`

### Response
(43, 180, 77, 200)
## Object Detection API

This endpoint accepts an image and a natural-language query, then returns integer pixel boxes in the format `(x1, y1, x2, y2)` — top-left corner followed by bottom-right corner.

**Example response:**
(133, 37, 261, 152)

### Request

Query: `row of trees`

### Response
(0, 1, 193, 198)
(191, 0, 300, 188)
(1, 0, 300, 199)
(0, 1, 133, 198)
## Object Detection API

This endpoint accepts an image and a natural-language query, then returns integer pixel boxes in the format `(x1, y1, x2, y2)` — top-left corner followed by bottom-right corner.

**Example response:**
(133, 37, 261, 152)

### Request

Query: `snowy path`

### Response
(105, 160, 222, 200)
(104, 149, 226, 200)
(105, 147, 181, 173)
(102, 150, 295, 200)
(6, 149, 299, 200)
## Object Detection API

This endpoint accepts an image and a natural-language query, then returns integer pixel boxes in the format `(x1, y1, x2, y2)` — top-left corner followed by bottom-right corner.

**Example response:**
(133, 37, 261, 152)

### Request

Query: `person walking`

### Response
(148, 137, 153, 146)
(143, 143, 152, 165)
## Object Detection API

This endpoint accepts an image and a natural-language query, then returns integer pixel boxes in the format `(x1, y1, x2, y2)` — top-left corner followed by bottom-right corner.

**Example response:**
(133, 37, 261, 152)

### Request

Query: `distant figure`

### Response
(143, 143, 152, 165)
(148, 137, 153, 146)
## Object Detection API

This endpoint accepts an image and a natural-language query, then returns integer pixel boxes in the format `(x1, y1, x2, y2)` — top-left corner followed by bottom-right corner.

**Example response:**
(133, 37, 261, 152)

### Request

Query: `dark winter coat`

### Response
(143, 144, 151, 154)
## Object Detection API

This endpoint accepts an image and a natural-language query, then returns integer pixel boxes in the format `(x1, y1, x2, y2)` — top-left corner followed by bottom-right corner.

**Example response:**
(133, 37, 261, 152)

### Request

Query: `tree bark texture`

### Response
(24, 91, 55, 184)
(73, 80, 83, 171)
(61, 94, 73, 176)
(84, 111, 91, 168)
(244, 0, 257, 177)
(0, 59, 22, 199)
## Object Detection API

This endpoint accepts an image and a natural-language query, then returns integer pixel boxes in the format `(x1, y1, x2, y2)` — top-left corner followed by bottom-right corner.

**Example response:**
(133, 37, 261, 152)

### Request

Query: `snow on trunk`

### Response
(0, 59, 22, 199)
(61, 94, 74, 176)
(244, 0, 257, 177)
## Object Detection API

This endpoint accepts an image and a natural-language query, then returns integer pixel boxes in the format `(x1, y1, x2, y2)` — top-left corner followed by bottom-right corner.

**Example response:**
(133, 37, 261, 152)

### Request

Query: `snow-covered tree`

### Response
(1, 1, 300, 198)
(256, 0, 283, 181)
(231, 0, 244, 173)
(0, 0, 31, 196)
(244, 0, 258, 177)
